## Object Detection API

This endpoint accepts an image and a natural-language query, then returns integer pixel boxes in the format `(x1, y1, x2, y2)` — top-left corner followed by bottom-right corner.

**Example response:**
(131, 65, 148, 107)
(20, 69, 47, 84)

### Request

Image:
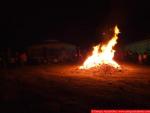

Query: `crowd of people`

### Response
(0, 47, 82, 68)
(116, 50, 150, 64)
(0, 51, 28, 68)
(0, 48, 150, 69)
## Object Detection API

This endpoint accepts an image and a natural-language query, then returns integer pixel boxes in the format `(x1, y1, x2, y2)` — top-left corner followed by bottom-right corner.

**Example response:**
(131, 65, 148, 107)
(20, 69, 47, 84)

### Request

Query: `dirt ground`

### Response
(0, 62, 150, 113)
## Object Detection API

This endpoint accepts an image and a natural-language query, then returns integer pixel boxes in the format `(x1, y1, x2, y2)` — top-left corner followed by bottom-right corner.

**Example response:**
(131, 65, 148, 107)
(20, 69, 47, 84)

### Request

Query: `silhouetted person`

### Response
(0, 55, 2, 68)
(138, 53, 143, 64)
(19, 52, 28, 66)
(143, 52, 148, 64)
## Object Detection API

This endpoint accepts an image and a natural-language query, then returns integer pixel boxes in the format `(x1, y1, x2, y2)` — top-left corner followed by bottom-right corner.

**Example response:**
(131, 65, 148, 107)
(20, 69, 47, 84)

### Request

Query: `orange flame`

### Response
(80, 26, 120, 69)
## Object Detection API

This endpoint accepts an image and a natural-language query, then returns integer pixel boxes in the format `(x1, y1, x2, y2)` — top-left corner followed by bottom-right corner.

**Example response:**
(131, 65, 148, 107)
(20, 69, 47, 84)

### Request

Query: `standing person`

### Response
(6, 48, 11, 68)
(0, 55, 2, 68)
(76, 46, 82, 61)
(1, 51, 7, 68)
(19, 52, 28, 66)
(143, 52, 148, 64)
(15, 52, 19, 67)
(134, 52, 138, 63)
(10, 56, 16, 68)
(138, 53, 143, 64)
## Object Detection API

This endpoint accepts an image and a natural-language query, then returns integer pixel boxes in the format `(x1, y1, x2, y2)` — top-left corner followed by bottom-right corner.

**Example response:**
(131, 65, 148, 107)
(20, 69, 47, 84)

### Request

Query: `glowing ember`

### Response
(80, 26, 121, 69)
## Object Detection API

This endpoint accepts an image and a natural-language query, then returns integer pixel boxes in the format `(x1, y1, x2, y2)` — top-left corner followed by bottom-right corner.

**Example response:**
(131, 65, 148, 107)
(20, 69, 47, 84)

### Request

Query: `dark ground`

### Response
(0, 63, 150, 113)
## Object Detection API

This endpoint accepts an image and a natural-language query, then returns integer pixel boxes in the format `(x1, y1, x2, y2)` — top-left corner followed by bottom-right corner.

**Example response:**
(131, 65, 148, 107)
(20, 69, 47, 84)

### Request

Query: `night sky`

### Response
(0, 0, 150, 48)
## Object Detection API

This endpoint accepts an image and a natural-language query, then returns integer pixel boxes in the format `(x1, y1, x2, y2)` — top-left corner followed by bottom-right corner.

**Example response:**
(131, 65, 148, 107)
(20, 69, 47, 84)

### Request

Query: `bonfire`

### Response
(80, 26, 121, 70)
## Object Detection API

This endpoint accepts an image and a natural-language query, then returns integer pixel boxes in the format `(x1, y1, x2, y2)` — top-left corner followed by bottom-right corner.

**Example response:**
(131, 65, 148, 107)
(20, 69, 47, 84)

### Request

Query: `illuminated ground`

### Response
(0, 63, 150, 113)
